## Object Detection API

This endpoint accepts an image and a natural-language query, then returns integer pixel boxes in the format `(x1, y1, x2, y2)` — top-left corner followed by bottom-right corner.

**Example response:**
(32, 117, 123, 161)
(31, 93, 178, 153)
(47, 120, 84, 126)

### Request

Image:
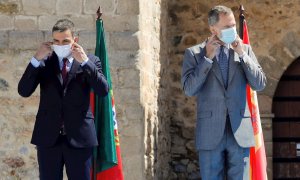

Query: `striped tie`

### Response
(218, 46, 229, 88)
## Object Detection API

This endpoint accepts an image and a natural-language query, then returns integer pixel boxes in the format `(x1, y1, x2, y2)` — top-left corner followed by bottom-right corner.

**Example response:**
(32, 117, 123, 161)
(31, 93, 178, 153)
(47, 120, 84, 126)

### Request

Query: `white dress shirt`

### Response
(30, 55, 89, 70)
(204, 44, 246, 63)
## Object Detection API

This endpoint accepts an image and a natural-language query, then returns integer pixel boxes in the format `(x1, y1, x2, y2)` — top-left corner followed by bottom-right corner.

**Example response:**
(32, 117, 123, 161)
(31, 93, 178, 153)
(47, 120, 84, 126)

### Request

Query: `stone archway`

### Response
(272, 57, 300, 179)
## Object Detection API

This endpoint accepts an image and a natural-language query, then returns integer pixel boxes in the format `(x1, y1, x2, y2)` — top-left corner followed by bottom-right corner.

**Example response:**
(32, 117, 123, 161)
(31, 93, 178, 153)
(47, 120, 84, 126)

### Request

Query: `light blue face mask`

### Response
(219, 27, 237, 44)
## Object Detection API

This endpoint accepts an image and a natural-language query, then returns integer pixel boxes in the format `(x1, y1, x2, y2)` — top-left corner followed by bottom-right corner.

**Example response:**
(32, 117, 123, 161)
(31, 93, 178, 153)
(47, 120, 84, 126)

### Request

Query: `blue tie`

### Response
(218, 46, 229, 88)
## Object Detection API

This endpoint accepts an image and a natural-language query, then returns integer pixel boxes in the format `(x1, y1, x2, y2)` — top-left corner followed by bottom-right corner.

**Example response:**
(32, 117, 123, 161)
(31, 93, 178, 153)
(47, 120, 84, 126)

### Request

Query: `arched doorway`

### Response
(273, 57, 300, 179)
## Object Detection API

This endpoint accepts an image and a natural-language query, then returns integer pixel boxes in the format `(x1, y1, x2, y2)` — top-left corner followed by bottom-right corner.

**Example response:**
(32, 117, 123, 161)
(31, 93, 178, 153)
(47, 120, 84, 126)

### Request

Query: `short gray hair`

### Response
(208, 5, 233, 26)
(52, 19, 75, 35)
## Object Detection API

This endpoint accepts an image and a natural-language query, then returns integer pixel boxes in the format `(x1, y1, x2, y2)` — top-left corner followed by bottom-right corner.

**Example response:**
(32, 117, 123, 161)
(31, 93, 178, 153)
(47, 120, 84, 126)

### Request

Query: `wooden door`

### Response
(273, 58, 300, 179)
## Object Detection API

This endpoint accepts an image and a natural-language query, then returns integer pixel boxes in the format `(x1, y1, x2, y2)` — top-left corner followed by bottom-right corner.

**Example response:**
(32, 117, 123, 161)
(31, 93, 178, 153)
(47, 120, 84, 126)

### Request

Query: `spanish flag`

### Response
(240, 9, 268, 180)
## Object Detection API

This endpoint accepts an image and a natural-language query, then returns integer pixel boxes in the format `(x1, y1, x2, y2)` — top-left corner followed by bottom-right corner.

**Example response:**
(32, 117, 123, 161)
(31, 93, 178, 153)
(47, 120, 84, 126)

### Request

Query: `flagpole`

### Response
(239, 5, 245, 39)
(92, 7, 102, 180)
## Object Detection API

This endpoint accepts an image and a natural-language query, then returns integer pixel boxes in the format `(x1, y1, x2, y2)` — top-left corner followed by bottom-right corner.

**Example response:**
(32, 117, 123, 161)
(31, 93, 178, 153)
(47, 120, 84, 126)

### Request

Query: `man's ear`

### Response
(209, 26, 217, 35)
(74, 37, 79, 43)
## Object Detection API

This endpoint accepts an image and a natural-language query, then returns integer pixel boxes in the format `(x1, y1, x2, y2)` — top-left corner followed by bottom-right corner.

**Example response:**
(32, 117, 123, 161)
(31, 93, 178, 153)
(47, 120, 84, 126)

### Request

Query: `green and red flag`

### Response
(239, 6, 268, 180)
(90, 17, 124, 180)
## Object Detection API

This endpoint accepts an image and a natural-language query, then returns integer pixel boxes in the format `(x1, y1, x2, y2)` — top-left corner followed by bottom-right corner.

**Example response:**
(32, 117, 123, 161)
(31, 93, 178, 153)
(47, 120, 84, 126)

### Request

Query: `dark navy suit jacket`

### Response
(18, 53, 108, 148)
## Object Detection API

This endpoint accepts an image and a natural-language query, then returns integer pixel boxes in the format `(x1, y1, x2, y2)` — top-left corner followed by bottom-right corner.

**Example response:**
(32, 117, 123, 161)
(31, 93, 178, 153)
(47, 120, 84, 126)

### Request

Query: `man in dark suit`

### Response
(181, 6, 266, 180)
(18, 19, 108, 180)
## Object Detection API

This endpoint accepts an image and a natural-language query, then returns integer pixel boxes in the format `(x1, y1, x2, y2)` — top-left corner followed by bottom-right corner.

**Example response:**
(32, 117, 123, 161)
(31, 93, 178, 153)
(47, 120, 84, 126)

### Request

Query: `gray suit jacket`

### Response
(181, 42, 266, 150)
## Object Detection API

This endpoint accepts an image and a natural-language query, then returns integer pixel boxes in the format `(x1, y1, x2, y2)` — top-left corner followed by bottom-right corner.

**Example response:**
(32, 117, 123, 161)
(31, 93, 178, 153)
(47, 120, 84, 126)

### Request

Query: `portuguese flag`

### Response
(239, 6, 268, 180)
(90, 18, 124, 180)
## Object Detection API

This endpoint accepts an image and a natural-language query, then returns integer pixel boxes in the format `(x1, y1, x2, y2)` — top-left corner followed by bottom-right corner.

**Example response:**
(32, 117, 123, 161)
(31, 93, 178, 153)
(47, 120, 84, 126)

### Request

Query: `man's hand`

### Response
(205, 34, 222, 60)
(72, 42, 88, 63)
(34, 42, 53, 61)
(231, 36, 245, 56)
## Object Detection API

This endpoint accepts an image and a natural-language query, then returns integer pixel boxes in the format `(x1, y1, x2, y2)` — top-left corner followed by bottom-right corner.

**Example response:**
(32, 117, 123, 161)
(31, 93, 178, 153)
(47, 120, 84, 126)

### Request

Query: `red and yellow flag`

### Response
(242, 19, 268, 180)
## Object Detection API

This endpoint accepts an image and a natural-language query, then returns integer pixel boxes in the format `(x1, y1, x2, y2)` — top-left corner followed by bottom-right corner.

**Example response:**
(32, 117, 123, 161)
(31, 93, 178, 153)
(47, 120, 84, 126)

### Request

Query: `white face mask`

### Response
(52, 44, 72, 58)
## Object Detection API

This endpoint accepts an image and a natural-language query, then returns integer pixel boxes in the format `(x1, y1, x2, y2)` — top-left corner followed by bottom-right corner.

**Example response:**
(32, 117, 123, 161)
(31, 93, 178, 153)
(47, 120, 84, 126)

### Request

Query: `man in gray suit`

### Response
(181, 5, 266, 179)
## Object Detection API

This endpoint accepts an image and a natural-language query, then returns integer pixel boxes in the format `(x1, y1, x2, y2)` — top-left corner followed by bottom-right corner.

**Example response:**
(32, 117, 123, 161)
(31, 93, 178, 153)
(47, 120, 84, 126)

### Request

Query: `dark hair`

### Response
(208, 5, 233, 26)
(52, 19, 75, 35)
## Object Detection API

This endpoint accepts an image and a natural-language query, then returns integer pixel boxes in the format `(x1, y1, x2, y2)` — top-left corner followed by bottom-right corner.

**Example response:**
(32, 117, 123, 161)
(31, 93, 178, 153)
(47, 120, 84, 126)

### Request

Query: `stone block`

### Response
(22, 0, 55, 15)
(186, 140, 195, 152)
(77, 30, 96, 50)
(119, 135, 142, 155)
(38, 16, 62, 31)
(83, 0, 115, 14)
(116, 0, 139, 15)
(70, 15, 95, 31)
(117, 68, 140, 88)
(0, 1, 19, 14)
(262, 76, 278, 97)
(56, 0, 82, 15)
(109, 50, 138, 69)
(174, 163, 186, 173)
(122, 154, 144, 180)
(0, 31, 8, 49)
(171, 145, 187, 154)
(120, 122, 143, 137)
(114, 88, 140, 105)
(40, 16, 94, 36)
(12, 50, 37, 69)
(262, 119, 272, 142)
(0, 15, 13, 30)
(257, 94, 272, 114)
(109, 32, 139, 51)
(187, 162, 197, 173)
(15, 16, 37, 30)
(258, 55, 285, 80)
(282, 31, 300, 58)
(9, 31, 44, 50)
(124, 104, 143, 121)
(172, 134, 185, 146)
(102, 15, 139, 32)
(182, 34, 197, 46)
(182, 127, 194, 139)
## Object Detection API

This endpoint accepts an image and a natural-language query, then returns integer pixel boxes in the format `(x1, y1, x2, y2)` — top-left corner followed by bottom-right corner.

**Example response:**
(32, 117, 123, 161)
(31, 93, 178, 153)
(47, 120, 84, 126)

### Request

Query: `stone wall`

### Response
(166, 0, 300, 179)
(0, 0, 147, 179)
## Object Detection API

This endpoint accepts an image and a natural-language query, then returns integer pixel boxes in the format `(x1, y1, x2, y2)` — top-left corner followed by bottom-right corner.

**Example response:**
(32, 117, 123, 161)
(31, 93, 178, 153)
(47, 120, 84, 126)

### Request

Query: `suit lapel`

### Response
(211, 56, 226, 90)
(64, 59, 81, 88)
(227, 48, 240, 86)
(56, 62, 63, 86)
(196, 46, 226, 90)
(47, 54, 63, 86)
